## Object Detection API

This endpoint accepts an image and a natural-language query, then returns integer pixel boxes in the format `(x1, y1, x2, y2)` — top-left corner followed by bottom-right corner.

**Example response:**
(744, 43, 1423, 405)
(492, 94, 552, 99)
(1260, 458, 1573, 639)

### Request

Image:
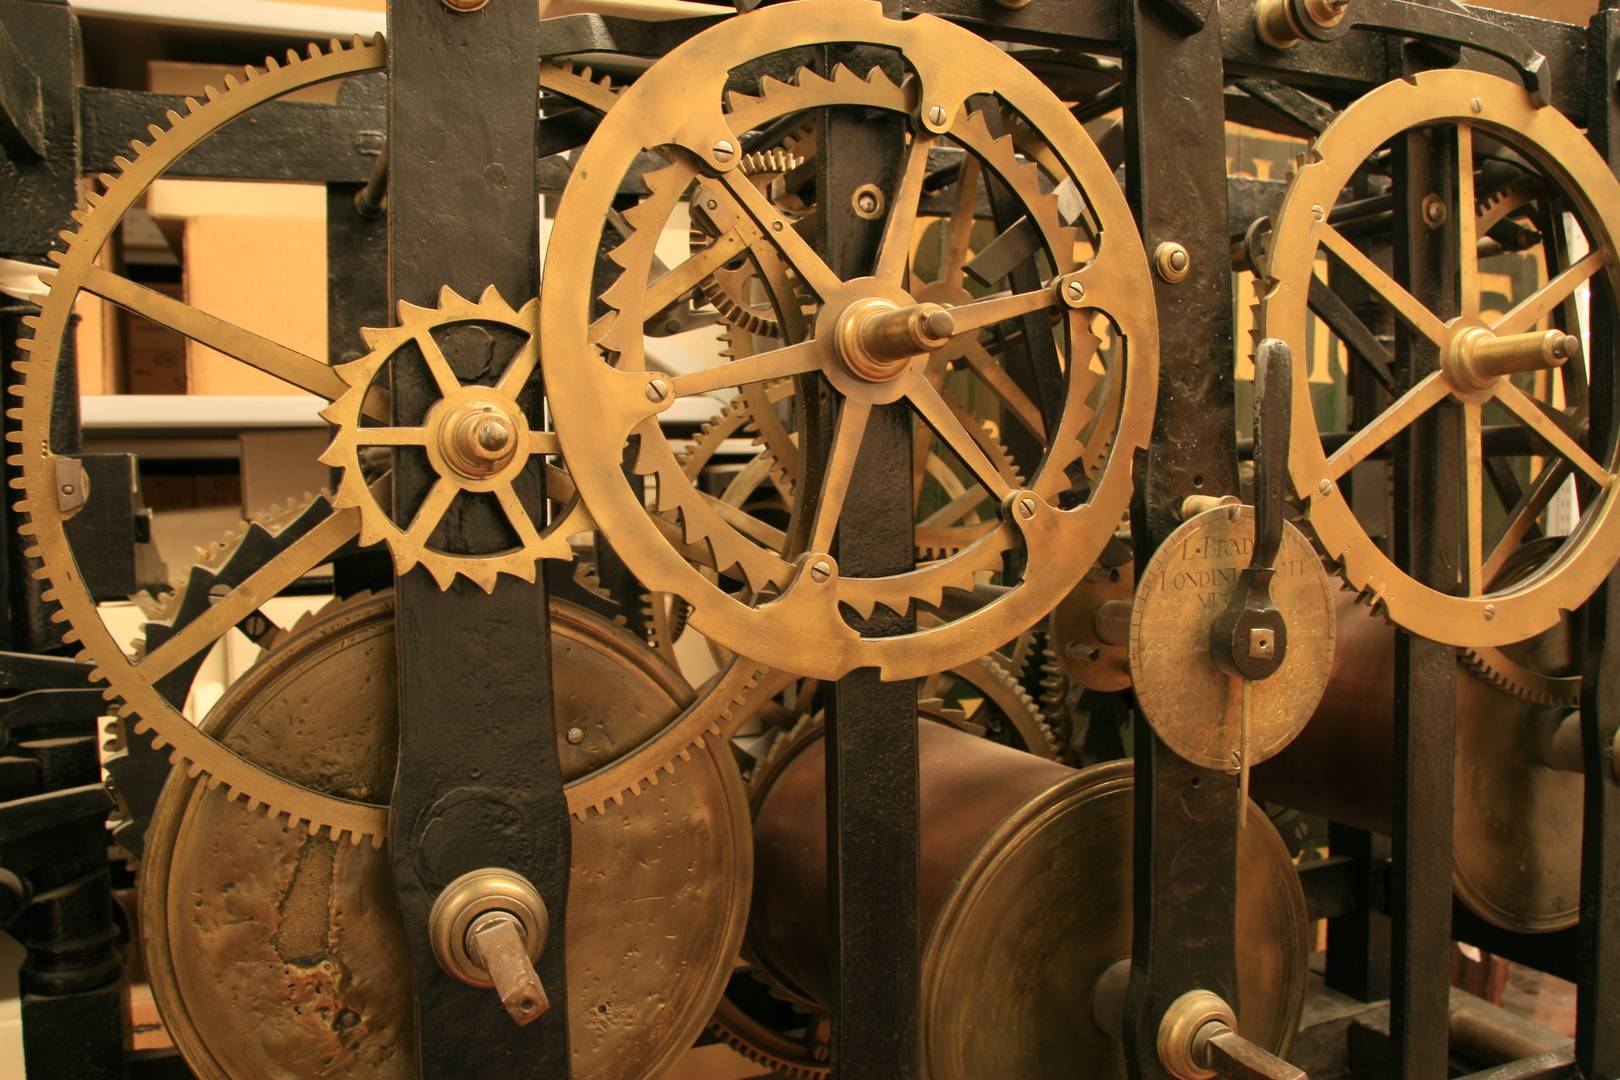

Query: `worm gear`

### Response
(319, 286, 587, 591)
(541, 0, 1157, 681)
(1260, 69, 1620, 647)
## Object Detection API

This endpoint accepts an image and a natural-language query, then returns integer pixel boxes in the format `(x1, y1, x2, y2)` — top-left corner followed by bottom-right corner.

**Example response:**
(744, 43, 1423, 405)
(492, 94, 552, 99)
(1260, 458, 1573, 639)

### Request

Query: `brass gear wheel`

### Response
(541, 0, 1156, 681)
(1261, 69, 1620, 647)
(691, 148, 807, 338)
(8, 41, 623, 843)
(319, 286, 588, 591)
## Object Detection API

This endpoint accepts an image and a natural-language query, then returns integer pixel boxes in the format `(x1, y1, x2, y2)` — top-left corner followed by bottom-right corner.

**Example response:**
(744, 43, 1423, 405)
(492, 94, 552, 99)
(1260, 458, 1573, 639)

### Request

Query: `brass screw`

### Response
(851, 183, 885, 220)
(809, 559, 833, 583)
(1310, 204, 1325, 222)
(1318, 479, 1333, 496)
(1471, 97, 1484, 114)
(1154, 241, 1191, 283)
(925, 104, 949, 129)
(566, 727, 585, 745)
(1421, 194, 1448, 229)
(645, 378, 670, 403)
(441, 0, 490, 10)
(1483, 604, 1496, 621)
(1016, 495, 1037, 519)
(712, 140, 735, 164)
(1062, 278, 1086, 306)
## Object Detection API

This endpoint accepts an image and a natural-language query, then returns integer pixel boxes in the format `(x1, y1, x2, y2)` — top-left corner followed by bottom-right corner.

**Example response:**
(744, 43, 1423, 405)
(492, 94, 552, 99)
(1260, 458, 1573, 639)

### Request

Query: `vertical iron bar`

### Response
(1389, 62, 1460, 1078)
(1577, 7, 1620, 1075)
(1121, 4, 1240, 1077)
(386, 4, 569, 1077)
(815, 50, 920, 1080)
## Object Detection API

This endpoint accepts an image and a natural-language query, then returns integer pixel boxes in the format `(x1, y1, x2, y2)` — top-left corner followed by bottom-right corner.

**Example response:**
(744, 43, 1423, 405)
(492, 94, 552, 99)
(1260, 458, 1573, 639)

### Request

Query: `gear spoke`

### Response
(944, 156, 981, 284)
(939, 284, 1060, 340)
(1324, 370, 1451, 482)
(701, 489, 788, 551)
(416, 331, 464, 399)
(406, 478, 458, 543)
(589, 232, 751, 345)
(495, 336, 540, 397)
(1493, 379, 1607, 486)
(1456, 123, 1480, 319)
(959, 337, 1046, 438)
(670, 339, 821, 399)
(1493, 247, 1607, 337)
(1484, 458, 1569, 585)
(1318, 222, 1451, 347)
(137, 509, 361, 684)
(807, 397, 872, 555)
(1463, 400, 1485, 595)
(716, 166, 843, 300)
(905, 374, 1016, 502)
(359, 427, 430, 446)
(81, 264, 380, 416)
(494, 483, 545, 550)
(873, 131, 935, 285)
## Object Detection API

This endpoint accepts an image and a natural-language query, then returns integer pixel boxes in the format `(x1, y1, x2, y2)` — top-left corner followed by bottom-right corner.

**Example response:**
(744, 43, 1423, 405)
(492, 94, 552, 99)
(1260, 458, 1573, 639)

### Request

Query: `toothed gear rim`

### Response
(318, 286, 589, 591)
(9, 40, 626, 844)
(540, 0, 1157, 681)
(1263, 70, 1620, 647)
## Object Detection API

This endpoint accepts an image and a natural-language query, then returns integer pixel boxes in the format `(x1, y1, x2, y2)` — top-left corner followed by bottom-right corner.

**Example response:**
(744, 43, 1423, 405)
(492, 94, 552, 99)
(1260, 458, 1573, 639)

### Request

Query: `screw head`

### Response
(1471, 97, 1484, 114)
(712, 139, 735, 164)
(566, 726, 585, 745)
(60, 484, 74, 495)
(1062, 278, 1086, 307)
(1016, 495, 1037, 519)
(706, 198, 718, 211)
(809, 559, 833, 583)
(645, 378, 670, 403)
(924, 104, 949, 130)
(1483, 604, 1496, 621)
(1310, 204, 1326, 222)
(1421, 193, 1448, 228)
(1318, 479, 1333, 496)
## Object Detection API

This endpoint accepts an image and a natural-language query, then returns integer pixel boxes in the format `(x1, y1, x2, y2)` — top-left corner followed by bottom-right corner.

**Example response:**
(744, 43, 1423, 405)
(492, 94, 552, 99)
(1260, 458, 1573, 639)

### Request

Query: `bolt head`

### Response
(566, 726, 585, 745)
(712, 139, 735, 163)
(1421, 194, 1448, 228)
(857, 192, 878, 212)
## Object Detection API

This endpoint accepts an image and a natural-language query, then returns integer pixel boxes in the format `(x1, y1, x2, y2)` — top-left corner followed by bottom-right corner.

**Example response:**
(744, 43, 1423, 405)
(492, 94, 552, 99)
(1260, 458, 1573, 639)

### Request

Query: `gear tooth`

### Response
(146, 123, 165, 142)
(262, 55, 280, 72)
(183, 96, 201, 114)
(45, 249, 65, 265)
(128, 138, 148, 157)
(112, 154, 134, 173)
(284, 48, 301, 65)
(208, 81, 226, 98)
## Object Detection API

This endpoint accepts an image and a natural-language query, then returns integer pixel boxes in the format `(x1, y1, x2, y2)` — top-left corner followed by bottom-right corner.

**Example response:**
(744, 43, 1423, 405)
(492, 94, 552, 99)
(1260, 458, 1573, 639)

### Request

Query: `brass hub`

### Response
(1444, 326, 1575, 396)
(833, 297, 955, 382)
(438, 399, 520, 478)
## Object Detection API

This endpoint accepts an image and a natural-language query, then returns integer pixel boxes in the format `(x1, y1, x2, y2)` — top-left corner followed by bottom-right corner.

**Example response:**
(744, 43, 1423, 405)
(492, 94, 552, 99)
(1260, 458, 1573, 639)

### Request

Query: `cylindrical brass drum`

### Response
(140, 593, 752, 1079)
(1253, 591, 1581, 932)
(750, 721, 1310, 1077)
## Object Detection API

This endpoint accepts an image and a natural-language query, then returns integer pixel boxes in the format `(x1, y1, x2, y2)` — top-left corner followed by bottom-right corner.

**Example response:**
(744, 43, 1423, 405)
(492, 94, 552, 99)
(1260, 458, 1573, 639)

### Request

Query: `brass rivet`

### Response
(1154, 242, 1191, 284)
(566, 727, 585, 745)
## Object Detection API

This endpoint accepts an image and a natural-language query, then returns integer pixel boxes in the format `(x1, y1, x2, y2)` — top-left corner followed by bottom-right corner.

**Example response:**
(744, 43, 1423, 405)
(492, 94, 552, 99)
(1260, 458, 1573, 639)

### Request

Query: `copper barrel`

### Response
(749, 720, 1309, 1077)
(1252, 592, 1581, 932)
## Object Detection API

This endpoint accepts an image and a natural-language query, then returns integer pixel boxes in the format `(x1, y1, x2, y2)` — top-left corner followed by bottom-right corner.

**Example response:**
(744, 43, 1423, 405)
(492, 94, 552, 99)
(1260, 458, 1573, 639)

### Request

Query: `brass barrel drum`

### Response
(140, 594, 752, 1079)
(1253, 588, 1581, 933)
(749, 721, 1310, 1077)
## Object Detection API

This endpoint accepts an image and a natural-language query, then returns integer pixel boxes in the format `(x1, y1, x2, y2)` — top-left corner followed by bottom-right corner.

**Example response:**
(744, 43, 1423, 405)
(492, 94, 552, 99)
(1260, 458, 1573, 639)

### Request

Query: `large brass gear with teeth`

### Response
(540, 0, 1157, 682)
(1261, 69, 1620, 647)
(5, 37, 628, 844)
(319, 286, 588, 591)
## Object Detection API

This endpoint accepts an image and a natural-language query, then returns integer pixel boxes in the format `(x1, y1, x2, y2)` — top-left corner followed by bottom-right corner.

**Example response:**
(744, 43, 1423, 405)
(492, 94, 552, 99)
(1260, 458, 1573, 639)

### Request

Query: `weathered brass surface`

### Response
(1253, 588, 1583, 932)
(427, 868, 550, 1023)
(1050, 549, 1135, 693)
(748, 721, 1309, 1077)
(1262, 69, 1620, 646)
(320, 286, 589, 592)
(539, 0, 1159, 681)
(141, 594, 752, 1078)
(7, 43, 619, 845)
(1129, 506, 1336, 772)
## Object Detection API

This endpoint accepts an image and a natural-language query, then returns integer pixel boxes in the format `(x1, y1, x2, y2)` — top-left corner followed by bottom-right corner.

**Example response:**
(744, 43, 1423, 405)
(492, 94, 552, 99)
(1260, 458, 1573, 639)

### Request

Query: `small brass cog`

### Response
(320, 286, 589, 591)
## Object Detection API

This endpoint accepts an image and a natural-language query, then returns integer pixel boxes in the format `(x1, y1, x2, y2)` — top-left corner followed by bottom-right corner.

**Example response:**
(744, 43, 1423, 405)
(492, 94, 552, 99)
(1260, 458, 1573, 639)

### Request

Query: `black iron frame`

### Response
(0, 0, 1616, 1077)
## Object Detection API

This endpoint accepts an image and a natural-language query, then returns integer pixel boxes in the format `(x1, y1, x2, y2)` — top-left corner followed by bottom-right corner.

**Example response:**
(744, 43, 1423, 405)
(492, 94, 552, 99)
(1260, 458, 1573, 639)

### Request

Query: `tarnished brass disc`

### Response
(922, 762, 1308, 1077)
(1129, 506, 1336, 771)
(140, 593, 751, 1080)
